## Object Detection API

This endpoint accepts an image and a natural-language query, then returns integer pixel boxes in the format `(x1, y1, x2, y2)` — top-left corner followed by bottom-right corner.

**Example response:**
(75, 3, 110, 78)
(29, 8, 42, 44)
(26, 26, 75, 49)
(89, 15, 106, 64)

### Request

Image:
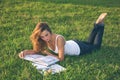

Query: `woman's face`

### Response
(40, 30, 52, 42)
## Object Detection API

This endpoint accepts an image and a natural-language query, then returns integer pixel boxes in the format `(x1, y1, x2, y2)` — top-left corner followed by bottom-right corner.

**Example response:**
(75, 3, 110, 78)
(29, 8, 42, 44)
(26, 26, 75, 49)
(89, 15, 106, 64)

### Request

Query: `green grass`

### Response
(0, 0, 120, 80)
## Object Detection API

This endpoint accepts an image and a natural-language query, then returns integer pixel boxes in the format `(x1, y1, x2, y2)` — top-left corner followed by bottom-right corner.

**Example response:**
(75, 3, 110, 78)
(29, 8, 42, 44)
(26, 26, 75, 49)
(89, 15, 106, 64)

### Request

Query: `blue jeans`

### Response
(74, 23, 104, 55)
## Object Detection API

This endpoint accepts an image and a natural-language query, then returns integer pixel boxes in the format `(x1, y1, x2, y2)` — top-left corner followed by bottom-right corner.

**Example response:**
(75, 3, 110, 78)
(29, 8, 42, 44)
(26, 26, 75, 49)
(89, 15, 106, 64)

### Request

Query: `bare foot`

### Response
(96, 13, 107, 24)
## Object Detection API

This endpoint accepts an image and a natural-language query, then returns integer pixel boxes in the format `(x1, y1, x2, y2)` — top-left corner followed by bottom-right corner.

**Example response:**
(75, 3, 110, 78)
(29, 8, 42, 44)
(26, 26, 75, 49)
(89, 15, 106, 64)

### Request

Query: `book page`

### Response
(32, 62, 48, 69)
(32, 63, 66, 75)
(24, 54, 44, 61)
(33, 55, 59, 66)
(50, 64, 66, 74)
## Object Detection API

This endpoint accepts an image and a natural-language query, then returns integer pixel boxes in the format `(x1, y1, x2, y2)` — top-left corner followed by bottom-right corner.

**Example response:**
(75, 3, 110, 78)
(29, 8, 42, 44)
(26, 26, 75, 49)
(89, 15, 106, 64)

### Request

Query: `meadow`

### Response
(0, 0, 120, 80)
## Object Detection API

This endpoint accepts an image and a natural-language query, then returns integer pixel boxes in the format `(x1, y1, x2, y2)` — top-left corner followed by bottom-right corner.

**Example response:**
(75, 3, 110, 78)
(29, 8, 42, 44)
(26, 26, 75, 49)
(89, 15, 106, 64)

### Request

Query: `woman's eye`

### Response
(40, 36, 44, 39)
(45, 34, 48, 36)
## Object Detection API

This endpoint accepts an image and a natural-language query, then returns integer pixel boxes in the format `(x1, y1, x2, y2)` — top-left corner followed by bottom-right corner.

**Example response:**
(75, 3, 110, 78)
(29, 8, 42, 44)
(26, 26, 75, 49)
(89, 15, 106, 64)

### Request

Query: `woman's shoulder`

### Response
(54, 34, 66, 43)
(56, 34, 65, 40)
(55, 34, 66, 45)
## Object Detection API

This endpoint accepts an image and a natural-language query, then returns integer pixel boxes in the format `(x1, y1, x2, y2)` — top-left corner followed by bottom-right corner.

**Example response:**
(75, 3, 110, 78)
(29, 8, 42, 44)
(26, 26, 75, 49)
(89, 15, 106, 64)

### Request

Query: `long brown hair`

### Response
(30, 22, 52, 53)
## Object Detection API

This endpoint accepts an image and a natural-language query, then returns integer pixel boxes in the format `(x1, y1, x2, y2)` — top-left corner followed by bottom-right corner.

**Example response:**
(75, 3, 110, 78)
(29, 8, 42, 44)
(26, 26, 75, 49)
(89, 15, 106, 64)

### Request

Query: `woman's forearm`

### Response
(43, 50, 60, 60)
(19, 50, 38, 58)
(23, 50, 37, 55)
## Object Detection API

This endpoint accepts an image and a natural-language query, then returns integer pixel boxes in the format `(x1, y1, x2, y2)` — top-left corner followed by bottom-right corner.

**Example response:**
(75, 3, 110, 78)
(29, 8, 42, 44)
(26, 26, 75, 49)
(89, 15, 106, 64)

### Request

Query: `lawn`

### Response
(0, 0, 120, 80)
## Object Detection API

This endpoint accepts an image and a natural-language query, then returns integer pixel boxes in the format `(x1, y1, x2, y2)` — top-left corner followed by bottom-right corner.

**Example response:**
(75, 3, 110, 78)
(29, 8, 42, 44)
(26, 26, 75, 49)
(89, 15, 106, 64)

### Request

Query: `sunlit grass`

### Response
(0, 0, 120, 80)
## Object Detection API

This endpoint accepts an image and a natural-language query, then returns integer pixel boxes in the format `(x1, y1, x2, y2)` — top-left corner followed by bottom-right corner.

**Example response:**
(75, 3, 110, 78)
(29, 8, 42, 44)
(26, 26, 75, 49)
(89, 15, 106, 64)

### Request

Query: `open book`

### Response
(24, 54, 59, 66)
(24, 54, 66, 75)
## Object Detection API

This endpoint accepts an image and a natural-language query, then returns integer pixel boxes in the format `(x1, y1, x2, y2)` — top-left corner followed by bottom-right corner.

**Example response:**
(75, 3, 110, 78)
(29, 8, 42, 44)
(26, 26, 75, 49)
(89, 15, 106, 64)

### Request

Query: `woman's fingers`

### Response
(18, 51, 24, 58)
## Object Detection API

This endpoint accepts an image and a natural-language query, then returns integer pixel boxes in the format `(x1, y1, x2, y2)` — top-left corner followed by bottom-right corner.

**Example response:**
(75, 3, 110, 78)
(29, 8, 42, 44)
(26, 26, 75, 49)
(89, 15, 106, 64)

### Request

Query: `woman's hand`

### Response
(18, 50, 37, 58)
(18, 50, 27, 58)
(19, 51, 24, 58)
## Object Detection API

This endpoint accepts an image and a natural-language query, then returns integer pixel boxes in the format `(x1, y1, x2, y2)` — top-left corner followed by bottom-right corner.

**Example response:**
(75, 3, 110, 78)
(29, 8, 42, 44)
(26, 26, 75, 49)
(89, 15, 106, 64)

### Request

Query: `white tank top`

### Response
(49, 35, 80, 55)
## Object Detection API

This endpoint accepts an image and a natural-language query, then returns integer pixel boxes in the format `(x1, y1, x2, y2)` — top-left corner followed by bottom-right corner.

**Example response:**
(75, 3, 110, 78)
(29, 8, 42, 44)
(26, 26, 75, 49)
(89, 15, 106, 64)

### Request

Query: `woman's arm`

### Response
(43, 49, 64, 61)
(18, 50, 38, 58)
(43, 36, 65, 61)
(57, 36, 65, 61)
(43, 50, 59, 59)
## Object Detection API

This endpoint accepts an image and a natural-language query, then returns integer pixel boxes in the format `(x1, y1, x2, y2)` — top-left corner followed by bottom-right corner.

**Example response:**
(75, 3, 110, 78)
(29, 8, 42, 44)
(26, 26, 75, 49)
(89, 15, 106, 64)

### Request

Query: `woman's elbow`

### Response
(59, 57, 64, 61)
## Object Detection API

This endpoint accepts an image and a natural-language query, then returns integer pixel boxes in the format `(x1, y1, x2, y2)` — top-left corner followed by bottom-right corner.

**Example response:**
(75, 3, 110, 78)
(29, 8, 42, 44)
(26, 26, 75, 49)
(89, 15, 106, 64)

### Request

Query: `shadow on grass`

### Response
(106, 69, 120, 80)
(1, 0, 119, 8)
(26, 0, 120, 8)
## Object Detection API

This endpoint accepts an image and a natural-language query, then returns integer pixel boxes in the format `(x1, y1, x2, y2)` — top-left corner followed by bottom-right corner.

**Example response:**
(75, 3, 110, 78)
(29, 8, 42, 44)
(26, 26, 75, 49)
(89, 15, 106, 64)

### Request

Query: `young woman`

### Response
(19, 13, 107, 61)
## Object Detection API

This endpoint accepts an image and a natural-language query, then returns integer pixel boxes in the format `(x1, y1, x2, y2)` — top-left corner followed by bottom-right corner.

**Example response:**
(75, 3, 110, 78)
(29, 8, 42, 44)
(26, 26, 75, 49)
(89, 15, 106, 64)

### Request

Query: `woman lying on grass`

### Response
(19, 13, 107, 61)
